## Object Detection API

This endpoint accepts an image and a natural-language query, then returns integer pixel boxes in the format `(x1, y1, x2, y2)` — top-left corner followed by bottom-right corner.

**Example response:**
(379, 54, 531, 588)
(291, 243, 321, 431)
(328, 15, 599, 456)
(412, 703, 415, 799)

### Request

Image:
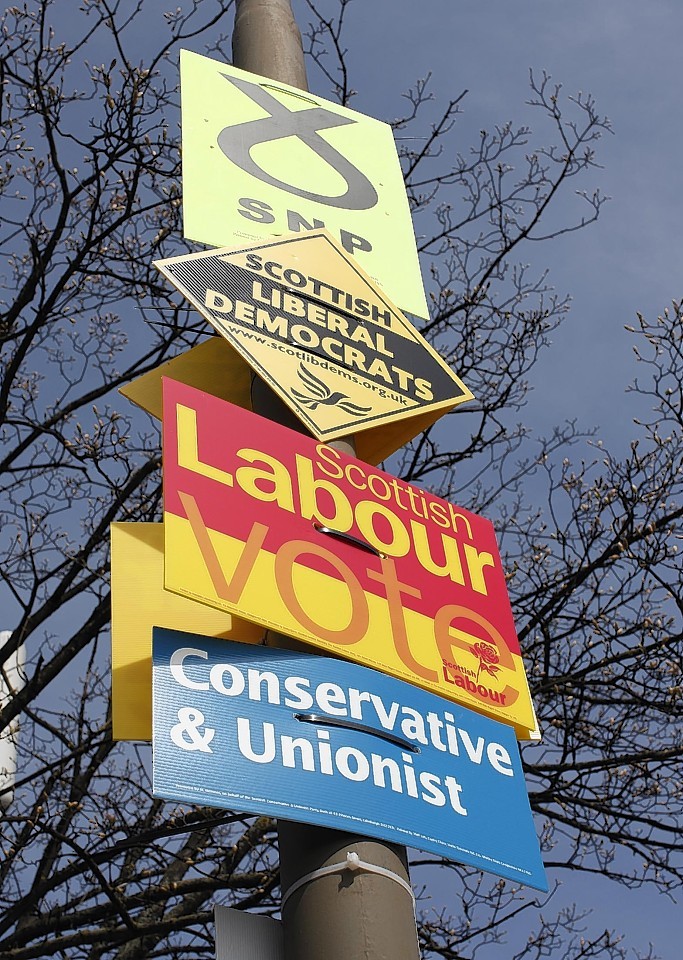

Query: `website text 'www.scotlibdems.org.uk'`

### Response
(231, 325, 411, 406)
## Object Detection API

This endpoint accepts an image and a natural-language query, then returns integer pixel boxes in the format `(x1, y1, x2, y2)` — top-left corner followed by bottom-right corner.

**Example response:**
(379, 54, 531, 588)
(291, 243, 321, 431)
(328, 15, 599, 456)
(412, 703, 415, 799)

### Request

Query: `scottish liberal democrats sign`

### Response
(154, 231, 473, 442)
(180, 52, 427, 318)
(162, 379, 536, 736)
(153, 629, 547, 891)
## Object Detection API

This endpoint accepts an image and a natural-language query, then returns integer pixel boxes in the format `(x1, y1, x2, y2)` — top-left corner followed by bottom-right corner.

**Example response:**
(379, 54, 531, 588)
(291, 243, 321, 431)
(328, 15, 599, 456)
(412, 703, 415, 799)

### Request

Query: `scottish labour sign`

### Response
(180, 51, 427, 318)
(162, 379, 536, 737)
(153, 629, 547, 890)
(154, 231, 473, 443)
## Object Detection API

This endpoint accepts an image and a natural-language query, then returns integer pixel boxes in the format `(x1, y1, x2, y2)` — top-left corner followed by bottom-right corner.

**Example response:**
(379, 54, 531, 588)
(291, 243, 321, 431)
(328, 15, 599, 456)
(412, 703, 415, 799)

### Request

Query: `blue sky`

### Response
(306, 0, 682, 454)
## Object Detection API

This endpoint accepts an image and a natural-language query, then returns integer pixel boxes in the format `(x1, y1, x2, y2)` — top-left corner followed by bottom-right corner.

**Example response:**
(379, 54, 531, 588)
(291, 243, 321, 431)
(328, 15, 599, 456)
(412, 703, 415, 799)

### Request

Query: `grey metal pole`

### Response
(278, 824, 420, 960)
(233, 0, 307, 90)
(231, 3, 422, 958)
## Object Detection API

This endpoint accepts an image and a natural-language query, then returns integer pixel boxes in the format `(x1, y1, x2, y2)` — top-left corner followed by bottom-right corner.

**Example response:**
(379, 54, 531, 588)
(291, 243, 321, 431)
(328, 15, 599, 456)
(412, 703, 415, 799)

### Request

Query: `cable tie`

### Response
(281, 850, 415, 910)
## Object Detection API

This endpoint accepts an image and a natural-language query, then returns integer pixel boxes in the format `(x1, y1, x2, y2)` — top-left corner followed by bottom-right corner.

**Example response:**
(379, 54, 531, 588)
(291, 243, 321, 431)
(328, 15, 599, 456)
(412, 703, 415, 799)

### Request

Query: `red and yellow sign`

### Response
(162, 379, 536, 736)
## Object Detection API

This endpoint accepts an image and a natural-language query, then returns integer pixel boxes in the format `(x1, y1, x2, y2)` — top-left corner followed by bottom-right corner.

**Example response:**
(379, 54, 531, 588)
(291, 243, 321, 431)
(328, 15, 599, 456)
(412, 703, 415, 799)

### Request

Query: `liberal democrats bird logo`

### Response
(291, 363, 373, 415)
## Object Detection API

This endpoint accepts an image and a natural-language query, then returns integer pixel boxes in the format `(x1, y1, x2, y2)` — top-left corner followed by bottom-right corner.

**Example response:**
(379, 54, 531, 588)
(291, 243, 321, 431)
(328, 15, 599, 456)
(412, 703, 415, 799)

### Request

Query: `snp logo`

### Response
(217, 73, 376, 255)
(219, 74, 378, 211)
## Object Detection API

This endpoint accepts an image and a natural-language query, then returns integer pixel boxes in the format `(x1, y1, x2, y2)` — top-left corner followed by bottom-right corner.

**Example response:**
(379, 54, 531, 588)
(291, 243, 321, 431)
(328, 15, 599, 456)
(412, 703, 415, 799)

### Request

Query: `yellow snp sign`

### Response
(153, 231, 473, 446)
(110, 522, 263, 740)
(181, 50, 428, 319)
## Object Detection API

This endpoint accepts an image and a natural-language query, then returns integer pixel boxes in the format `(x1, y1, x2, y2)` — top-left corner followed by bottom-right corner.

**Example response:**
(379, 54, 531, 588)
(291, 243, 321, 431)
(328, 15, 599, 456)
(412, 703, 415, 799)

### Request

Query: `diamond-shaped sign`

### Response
(154, 230, 473, 443)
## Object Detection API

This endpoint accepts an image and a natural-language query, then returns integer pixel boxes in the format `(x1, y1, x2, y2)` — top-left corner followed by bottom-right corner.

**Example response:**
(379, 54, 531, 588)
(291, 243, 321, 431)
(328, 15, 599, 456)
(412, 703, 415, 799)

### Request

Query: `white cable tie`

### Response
(281, 850, 415, 910)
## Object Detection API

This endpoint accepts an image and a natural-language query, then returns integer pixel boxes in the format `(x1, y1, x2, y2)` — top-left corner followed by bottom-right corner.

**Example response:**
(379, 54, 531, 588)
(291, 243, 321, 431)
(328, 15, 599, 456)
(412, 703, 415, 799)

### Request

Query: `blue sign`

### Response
(152, 627, 547, 891)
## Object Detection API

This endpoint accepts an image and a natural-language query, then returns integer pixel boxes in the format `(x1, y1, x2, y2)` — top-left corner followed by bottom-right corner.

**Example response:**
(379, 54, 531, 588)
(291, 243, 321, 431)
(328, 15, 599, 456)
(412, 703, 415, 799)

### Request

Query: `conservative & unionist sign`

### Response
(152, 628, 547, 890)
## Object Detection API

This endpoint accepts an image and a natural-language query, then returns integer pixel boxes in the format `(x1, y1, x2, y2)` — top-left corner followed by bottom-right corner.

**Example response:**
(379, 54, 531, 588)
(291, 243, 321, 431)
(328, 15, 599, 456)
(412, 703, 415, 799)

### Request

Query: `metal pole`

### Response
(233, 0, 307, 90)
(231, 3, 421, 958)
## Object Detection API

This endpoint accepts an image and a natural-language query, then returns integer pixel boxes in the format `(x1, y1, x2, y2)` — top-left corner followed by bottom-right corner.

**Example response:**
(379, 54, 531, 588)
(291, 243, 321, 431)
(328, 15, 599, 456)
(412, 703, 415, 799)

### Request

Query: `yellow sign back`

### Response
(110, 522, 263, 740)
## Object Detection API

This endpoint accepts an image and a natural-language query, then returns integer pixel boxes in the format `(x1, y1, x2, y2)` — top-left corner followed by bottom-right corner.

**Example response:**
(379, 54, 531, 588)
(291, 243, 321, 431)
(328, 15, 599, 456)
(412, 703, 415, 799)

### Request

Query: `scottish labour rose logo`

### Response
(473, 642, 500, 681)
